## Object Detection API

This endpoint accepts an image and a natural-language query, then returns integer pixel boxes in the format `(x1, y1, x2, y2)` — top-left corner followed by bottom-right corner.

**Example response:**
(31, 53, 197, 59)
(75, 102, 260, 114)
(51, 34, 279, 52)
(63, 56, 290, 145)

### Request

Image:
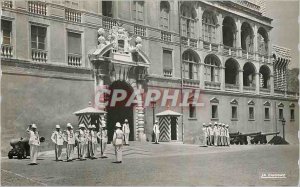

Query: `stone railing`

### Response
(259, 54, 269, 63)
(2, 1, 12, 8)
(163, 69, 173, 77)
(32, 49, 47, 62)
(243, 86, 255, 92)
(203, 41, 218, 52)
(181, 37, 198, 48)
(242, 50, 254, 60)
(1, 44, 13, 58)
(235, 1, 261, 12)
(274, 89, 285, 95)
(134, 25, 146, 37)
(102, 16, 117, 30)
(28, 1, 47, 15)
(205, 81, 221, 89)
(65, 8, 81, 23)
(161, 31, 171, 42)
(225, 84, 239, 91)
(260, 88, 271, 94)
(223, 46, 236, 56)
(183, 78, 200, 87)
(68, 53, 81, 66)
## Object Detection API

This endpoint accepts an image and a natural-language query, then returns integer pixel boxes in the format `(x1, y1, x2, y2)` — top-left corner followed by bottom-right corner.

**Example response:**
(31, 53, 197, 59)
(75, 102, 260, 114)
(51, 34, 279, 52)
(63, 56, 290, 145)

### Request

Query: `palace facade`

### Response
(1, 0, 298, 153)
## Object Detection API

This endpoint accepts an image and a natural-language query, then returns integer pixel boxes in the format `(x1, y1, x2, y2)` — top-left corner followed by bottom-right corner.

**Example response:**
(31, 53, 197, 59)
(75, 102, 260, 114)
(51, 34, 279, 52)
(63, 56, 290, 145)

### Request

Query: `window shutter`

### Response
(214, 68, 219, 82)
(163, 50, 172, 71)
(68, 32, 81, 54)
(193, 64, 198, 80)
(190, 20, 195, 38)
(132, 2, 137, 21)
(137, 2, 144, 24)
(181, 18, 187, 37)
(205, 66, 210, 81)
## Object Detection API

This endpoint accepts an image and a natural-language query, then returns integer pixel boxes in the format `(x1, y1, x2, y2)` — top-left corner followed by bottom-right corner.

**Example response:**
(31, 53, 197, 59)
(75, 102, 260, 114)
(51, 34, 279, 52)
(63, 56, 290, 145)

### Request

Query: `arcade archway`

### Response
(106, 80, 135, 142)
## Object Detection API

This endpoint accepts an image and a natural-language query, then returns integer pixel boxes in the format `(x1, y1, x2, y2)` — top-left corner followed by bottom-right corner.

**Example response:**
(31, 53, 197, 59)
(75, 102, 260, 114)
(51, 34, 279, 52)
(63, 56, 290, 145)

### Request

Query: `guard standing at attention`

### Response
(113, 122, 124, 163)
(202, 123, 208, 147)
(97, 120, 108, 158)
(75, 124, 87, 161)
(89, 125, 98, 159)
(213, 122, 218, 146)
(51, 125, 64, 161)
(153, 120, 160, 144)
(225, 124, 230, 146)
(64, 123, 75, 162)
(122, 119, 130, 146)
(27, 124, 40, 165)
(208, 123, 213, 146)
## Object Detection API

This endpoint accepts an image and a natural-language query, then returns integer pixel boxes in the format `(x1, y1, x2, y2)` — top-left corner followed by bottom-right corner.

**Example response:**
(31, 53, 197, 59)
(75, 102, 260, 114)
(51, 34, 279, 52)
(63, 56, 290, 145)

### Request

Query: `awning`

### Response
(156, 110, 182, 117)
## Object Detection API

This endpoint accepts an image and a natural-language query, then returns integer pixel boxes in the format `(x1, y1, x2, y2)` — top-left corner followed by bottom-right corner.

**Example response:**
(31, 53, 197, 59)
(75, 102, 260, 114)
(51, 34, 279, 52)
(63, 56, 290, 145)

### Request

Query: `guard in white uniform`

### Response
(89, 125, 98, 159)
(64, 123, 75, 161)
(213, 122, 218, 146)
(220, 123, 225, 146)
(225, 124, 230, 146)
(153, 120, 160, 144)
(51, 125, 64, 161)
(208, 123, 213, 146)
(113, 122, 124, 163)
(27, 124, 40, 165)
(202, 123, 208, 147)
(75, 124, 87, 161)
(97, 120, 108, 158)
(122, 119, 130, 146)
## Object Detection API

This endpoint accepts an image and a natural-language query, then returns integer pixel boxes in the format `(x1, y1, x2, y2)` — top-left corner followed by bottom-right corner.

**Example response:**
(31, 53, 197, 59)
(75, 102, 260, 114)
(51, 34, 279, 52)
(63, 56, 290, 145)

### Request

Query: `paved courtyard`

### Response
(1, 142, 298, 186)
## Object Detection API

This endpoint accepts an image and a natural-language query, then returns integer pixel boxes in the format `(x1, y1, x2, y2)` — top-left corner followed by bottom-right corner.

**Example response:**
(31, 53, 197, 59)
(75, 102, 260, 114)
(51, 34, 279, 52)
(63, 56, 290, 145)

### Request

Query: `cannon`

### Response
(250, 131, 280, 144)
(230, 132, 261, 145)
(8, 137, 45, 159)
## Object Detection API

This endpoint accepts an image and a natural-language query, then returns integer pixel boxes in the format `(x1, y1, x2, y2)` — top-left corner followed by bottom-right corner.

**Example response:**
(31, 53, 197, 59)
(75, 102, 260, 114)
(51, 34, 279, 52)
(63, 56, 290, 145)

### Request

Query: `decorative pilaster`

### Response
(255, 72, 260, 95)
(253, 24, 258, 60)
(235, 19, 242, 56)
(220, 66, 225, 90)
(270, 74, 274, 95)
(199, 62, 205, 89)
(136, 84, 146, 142)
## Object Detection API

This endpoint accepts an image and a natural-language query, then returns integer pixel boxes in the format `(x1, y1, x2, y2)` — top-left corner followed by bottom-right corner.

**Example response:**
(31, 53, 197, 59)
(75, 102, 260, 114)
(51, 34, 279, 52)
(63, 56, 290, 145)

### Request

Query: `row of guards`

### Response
(74, 102, 183, 143)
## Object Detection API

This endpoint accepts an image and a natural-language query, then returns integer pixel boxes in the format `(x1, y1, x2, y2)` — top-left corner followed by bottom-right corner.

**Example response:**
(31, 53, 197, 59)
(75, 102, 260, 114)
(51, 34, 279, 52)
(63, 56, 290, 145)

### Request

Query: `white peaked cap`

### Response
(31, 124, 37, 128)
(79, 124, 85, 128)
(67, 123, 72, 127)
(116, 122, 121, 128)
(56, 125, 60, 129)
(91, 125, 96, 128)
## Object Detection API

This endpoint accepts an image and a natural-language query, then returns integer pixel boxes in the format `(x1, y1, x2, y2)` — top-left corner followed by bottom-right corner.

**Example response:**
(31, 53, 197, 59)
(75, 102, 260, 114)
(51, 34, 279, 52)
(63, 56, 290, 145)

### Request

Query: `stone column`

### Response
(136, 83, 146, 142)
(198, 7, 203, 49)
(217, 13, 224, 51)
(220, 66, 225, 90)
(255, 72, 260, 95)
(252, 24, 258, 60)
(199, 62, 205, 89)
(239, 70, 243, 92)
(235, 19, 241, 57)
(270, 74, 274, 95)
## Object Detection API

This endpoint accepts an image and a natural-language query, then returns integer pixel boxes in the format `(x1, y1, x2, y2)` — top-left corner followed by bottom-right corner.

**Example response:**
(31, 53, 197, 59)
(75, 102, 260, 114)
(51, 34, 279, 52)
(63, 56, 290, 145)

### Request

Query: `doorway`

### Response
(106, 81, 134, 143)
(170, 117, 177, 140)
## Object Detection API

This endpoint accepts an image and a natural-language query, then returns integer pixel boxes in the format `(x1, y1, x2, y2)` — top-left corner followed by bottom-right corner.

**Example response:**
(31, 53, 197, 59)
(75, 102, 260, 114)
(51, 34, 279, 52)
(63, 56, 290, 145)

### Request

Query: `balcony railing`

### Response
(2, 1, 12, 8)
(181, 37, 198, 48)
(243, 86, 255, 92)
(242, 50, 254, 60)
(68, 53, 81, 66)
(259, 54, 269, 63)
(32, 49, 47, 62)
(225, 84, 239, 90)
(28, 1, 47, 15)
(205, 81, 221, 89)
(134, 25, 146, 37)
(163, 69, 173, 77)
(260, 88, 271, 94)
(65, 8, 81, 23)
(1, 44, 13, 58)
(161, 31, 171, 42)
(223, 46, 236, 56)
(183, 78, 200, 87)
(274, 89, 285, 95)
(102, 16, 117, 30)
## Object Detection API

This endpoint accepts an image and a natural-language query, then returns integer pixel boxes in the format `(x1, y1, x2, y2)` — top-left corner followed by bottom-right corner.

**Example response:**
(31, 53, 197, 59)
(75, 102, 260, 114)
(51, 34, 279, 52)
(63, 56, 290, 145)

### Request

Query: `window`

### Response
(1, 20, 12, 45)
(163, 49, 173, 75)
(160, 1, 170, 30)
(189, 104, 196, 118)
(180, 3, 196, 38)
(232, 106, 237, 119)
(204, 55, 220, 82)
(102, 1, 113, 17)
(211, 105, 218, 119)
(279, 108, 283, 120)
(67, 32, 81, 55)
(290, 109, 294, 121)
(202, 11, 216, 43)
(249, 107, 254, 120)
(132, 1, 144, 24)
(31, 25, 46, 50)
(182, 50, 199, 80)
(264, 108, 270, 120)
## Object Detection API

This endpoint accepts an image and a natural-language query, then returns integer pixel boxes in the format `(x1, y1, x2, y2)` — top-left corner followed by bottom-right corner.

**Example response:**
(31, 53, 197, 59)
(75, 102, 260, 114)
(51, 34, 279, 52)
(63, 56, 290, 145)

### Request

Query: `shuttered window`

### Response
(182, 51, 199, 80)
(160, 1, 170, 30)
(132, 1, 144, 24)
(1, 20, 12, 45)
(68, 32, 81, 55)
(163, 49, 172, 71)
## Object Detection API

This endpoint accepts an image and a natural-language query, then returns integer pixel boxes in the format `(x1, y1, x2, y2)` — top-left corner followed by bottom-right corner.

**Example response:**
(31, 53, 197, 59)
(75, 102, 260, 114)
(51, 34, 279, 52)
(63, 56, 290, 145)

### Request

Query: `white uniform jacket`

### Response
(51, 131, 64, 145)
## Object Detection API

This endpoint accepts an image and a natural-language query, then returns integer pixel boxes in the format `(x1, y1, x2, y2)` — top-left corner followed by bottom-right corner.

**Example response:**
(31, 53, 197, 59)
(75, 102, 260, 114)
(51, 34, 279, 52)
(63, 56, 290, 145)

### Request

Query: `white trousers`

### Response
(30, 144, 38, 164)
(55, 145, 63, 160)
(155, 133, 159, 143)
(67, 144, 74, 160)
(101, 140, 107, 156)
(79, 143, 85, 159)
(114, 145, 122, 162)
(124, 133, 129, 145)
(89, 142, 97, 158)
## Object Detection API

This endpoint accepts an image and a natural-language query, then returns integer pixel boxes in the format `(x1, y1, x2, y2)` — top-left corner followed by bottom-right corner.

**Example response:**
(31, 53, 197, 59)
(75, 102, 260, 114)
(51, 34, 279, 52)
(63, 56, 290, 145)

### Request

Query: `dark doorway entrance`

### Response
(170, 117, 177, 140)
(106, 81, 134, 143)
